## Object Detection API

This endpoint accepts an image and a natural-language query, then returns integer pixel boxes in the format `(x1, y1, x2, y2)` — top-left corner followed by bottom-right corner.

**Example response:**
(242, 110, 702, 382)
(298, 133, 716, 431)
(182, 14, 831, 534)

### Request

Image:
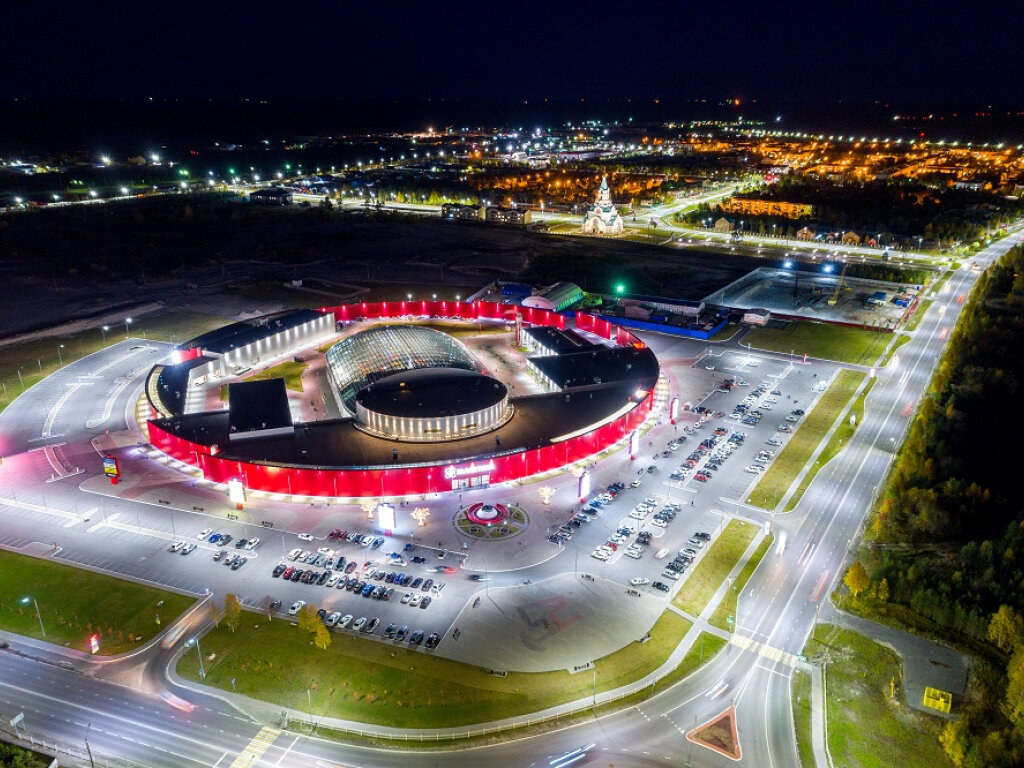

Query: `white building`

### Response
(582, 176, 624, 235)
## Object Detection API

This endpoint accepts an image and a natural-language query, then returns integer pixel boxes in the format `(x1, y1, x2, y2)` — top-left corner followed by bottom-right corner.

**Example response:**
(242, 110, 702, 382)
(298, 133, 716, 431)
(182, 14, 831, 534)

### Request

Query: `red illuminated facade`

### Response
(146, 301, 658, 498)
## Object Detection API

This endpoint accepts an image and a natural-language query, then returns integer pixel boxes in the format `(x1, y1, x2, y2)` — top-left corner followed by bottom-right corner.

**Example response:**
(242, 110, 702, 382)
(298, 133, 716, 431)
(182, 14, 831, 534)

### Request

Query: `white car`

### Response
(245, 537, 260, 550)
(352, 617, 367, 631)
(745, 465, 764, 474)
(326, 574, 341, 587)
(661, 569, 681, 580)
(777, 425, 792, 432)
(624, 549, 643, 559)
(325, 611, 342, 628)
(168, 541, 184, 552)
(197, 528, 212, 540)
(591, 551, 611, 561)
(401, 592, 413, 604)
(409, 594, 422, 607)
(630, 478, 642, 488)
(317, 546, 334, 556)
(650, 518, 668, 529)
(630, 577, 651, 586)
(287, 600, 306, 616)
(338, 614, 353, 629)
(297, 533, 315, 541)
(287, 547, 303, 561)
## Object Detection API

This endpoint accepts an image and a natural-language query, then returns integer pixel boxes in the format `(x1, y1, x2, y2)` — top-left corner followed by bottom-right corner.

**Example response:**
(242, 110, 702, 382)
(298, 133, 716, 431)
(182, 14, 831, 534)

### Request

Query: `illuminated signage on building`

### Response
(443, 460, 497, 479)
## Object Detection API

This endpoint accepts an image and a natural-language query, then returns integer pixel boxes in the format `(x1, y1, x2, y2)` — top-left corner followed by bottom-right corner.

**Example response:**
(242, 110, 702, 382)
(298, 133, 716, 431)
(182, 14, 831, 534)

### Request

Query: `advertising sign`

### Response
(103, 455, 120, 478)
(669, 396, 679, 424)
(227, 478, 246, 508)
(629, 429, 639, 460)
(578, 471, 591, 503)
(377, 503, 396, 533)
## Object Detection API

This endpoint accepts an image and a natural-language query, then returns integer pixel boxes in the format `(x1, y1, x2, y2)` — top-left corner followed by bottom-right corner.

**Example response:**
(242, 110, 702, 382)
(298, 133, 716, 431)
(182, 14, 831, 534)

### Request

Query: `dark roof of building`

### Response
(523, 326, 594, 354)
(154, 377, 648, 469)
(228, 379, 292, 434)
(617, 294, 705, 309)
(183, 309, 322, 354)
(529, 346, 659, 390)
(355, 368, 506, 419)
(250, 187, 292, 198)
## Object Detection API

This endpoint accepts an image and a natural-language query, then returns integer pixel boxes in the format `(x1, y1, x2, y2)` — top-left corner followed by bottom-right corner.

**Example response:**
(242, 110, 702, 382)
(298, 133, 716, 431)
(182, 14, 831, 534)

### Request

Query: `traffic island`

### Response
(686, 706, 741, 760)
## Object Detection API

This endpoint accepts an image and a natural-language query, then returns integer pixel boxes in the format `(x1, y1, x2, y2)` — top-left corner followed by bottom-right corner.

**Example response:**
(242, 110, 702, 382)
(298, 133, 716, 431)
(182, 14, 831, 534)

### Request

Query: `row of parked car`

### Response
(593, 499, 681, 561)
(285, 600, 441, 648)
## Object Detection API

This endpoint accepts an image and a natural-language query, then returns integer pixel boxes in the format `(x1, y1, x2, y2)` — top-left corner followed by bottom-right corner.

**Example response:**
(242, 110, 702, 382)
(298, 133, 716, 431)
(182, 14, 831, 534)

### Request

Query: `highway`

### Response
(0, 227, 1019, 766)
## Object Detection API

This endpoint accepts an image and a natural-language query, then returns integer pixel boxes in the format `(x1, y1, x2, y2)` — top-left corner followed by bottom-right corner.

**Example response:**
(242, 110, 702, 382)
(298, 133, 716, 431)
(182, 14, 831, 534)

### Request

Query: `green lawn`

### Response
(878, 333, 911, 367)
(0, 309, 226, 418)
(746, 321, 892, 365)
(308, 628, 727, 747)
(710, 323, 742, 342)
(749, 369, 866, 508)
(0, 550, 195, 655)
(673, 519, 758, 617)
(710, 534, 773, 631)
(249, 360, 307, 392)
(803, 624, 952, 768)
(177, 608, 690, 728)
(792, 668, 814, 768)
(784, 378, 877, 513)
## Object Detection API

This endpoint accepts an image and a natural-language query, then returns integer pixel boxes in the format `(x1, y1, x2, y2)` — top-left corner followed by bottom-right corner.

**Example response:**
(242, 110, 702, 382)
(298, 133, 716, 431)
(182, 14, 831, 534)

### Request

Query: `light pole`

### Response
(21, 596, 45, 636)
(307, 685, 316, 733)
(101, 325, 109, 343)
(85, 722, 96, 768)
(187, 636, 206, 678)
(57, 344, 64, 366)
(17, 367, 24, 388)
(124, 317, 133, 340)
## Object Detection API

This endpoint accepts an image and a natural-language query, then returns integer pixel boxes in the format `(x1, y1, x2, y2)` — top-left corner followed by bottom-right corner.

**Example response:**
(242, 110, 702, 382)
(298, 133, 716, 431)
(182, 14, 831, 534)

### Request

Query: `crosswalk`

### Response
(729, 632, 799, 668)
(229, 726, 280, 768)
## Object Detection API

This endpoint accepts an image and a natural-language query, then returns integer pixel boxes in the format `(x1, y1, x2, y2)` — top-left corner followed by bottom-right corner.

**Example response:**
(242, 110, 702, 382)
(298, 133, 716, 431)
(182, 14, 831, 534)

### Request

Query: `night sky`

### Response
(2, 1, 1022, 104)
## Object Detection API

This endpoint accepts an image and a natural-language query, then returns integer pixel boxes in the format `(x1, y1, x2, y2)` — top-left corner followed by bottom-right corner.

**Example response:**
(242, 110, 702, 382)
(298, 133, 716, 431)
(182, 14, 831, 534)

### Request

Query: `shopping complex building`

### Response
(144, 302, 663, 499)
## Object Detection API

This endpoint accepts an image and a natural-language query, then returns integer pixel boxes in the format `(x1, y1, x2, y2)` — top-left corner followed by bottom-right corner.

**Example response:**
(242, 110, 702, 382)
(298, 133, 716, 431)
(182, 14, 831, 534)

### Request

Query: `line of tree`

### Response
(846, 243, 1024, 767)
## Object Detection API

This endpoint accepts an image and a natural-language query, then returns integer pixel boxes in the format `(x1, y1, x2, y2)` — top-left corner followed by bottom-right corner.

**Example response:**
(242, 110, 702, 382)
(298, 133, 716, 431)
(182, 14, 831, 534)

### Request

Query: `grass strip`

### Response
(791, 668, 814, 768)
(709, 533, 774, 631)
(0, 549, 195, 655)
(177, 608, 690, 728)
(748, 369, 866, 508)
(300, 631, 728, 748)
(673, 519, 757, 616)
(746, 321, 892, 366)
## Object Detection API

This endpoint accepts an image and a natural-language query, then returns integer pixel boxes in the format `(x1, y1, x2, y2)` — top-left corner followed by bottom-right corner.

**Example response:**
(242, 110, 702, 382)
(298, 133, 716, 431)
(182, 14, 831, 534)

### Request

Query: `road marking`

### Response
(729, 632, 799, 668)
(229, 726, 280, 768)
(86, 511, 117, 533)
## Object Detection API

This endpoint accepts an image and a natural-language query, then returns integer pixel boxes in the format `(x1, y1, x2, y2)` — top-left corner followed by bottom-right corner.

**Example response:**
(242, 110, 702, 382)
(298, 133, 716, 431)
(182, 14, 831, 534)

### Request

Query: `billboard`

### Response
(578, 471, 591, 502)
(227, 478, 246, 506)
(377, 503, 396, 532)
(669, 396, 679, 424)
(629, 429, 639, 460)
(102, 455, 120, 478)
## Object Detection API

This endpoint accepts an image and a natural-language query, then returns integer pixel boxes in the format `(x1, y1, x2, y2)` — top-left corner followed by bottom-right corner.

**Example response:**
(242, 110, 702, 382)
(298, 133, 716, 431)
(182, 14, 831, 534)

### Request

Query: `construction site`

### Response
(702, 266, 919, 329)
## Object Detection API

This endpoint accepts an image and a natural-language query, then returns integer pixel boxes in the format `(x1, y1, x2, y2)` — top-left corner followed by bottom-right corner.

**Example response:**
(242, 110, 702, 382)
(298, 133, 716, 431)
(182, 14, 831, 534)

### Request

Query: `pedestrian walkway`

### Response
(229, 726, 280, 768)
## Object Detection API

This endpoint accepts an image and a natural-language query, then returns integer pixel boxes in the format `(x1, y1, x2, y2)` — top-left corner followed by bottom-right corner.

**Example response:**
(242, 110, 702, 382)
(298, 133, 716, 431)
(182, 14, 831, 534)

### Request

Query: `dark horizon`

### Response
(4, 2, 1023, 106)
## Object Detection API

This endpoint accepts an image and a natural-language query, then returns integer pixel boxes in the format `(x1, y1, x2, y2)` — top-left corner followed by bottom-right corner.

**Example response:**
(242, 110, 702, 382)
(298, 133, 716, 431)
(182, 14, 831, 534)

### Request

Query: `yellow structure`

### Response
(922, 686, 952, 713)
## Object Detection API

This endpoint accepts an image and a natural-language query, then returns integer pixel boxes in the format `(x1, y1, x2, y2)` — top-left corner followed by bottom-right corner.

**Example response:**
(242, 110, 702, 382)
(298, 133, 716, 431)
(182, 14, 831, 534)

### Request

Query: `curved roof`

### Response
(355, 367, 507, 419)
(326, 324, 485, 412)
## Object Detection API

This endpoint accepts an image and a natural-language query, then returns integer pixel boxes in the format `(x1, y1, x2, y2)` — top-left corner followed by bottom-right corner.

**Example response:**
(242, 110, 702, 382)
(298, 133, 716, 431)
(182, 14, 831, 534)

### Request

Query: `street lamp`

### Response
(21, 596, 45, 637)
(101, 325, 109, 343)
(124, 317, 133, 339)
(57, 344, 64, 366)
(186, 636, 206, 678)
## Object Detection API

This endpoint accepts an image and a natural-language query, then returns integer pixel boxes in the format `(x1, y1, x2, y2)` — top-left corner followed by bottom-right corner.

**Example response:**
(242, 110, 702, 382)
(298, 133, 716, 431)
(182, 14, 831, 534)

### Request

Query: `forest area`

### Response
(846, 243, 1024, 766)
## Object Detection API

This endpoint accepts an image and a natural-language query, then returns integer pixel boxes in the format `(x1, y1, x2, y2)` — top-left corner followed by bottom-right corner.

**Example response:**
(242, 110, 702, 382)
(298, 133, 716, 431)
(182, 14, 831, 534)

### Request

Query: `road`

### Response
(0, 227, 1019, 766)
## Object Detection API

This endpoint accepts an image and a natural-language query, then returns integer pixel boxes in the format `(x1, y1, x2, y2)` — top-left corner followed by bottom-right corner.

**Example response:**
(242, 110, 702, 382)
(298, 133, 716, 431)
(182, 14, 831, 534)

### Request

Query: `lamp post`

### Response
(187, 636, 206, 678)
(85, 722, 96, 768)
(124, 317, 133, 340)
(101, 325, 109, 343)
(57, 344, 64, 366)
(21, 596, 45, 636)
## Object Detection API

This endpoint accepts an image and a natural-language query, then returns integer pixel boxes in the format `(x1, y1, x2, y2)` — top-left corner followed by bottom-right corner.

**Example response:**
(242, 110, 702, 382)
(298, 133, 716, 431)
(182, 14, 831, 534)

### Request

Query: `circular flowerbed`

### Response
(455, 503, 528, 540)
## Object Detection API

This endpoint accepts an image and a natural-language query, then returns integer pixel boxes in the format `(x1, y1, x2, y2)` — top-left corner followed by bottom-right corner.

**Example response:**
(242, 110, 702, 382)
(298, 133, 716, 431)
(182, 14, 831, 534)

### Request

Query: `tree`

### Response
(877, 578, 890, 603)
(313, 622, 332, 651)
(988, 605, 1023, 652)
(297, 604, 319, 635)
(844, 560, 870, 599)
(940, 720, 967, 767)
(223, 593, 242, 633)
(1004, 643, 1024, 724)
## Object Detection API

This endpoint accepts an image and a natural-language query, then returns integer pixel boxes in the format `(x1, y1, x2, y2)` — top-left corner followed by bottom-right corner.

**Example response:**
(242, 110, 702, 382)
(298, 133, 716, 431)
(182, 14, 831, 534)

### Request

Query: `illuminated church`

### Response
(582, 176, 624, 235)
